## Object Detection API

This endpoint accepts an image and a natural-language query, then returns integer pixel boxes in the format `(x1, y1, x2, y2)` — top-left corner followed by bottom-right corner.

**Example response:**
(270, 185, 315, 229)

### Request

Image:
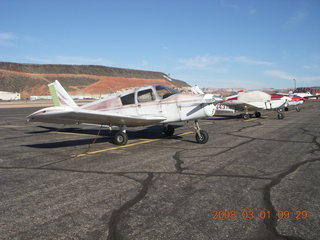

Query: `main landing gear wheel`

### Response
(254, 112, 261, 118)
(277, 113, 284, 119)
(195, 130, 209, 144)
(163, 125, 175, 136)
(243, 114, 250, 120)
(113, 131, 128, 145)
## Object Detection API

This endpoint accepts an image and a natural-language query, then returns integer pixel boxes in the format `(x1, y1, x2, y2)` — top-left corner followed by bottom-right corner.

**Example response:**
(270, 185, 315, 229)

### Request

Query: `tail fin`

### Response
(48, 80, 77, 107)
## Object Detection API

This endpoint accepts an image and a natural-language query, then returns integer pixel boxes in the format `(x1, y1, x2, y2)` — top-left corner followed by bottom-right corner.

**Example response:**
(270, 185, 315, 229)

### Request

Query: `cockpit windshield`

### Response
(155, 85, 180, 99)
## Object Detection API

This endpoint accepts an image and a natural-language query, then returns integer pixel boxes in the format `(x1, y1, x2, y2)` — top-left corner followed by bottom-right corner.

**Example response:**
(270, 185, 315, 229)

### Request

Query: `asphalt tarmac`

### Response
(0, 101, 319, 240)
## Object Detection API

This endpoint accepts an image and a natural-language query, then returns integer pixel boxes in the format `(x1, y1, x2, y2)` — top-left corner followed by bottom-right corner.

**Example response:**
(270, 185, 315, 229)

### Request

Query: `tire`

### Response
(255, 112, 261, 118)
(113, 131, 128, 145)
(277, 113, 284, 119)
(243, 114, 250, 120)
(163, 125, 175, 136)
(284, 107, 289, 111)
(296, 106, 300, 112)
(195, 130, 209, 144)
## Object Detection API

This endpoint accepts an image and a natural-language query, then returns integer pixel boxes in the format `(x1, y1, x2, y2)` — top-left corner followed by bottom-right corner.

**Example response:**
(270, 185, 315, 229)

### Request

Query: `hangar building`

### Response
(0, 91, 21, 100)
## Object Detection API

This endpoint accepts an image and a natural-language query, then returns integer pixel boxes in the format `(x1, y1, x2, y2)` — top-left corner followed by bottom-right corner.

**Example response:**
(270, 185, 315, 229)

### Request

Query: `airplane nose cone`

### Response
(204, 103, 215, 117)
(202, 94, 222, 117)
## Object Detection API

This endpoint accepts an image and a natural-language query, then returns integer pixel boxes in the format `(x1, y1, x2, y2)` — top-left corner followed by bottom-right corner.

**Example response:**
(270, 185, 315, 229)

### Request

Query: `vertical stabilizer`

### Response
(48, 80, 77, 107)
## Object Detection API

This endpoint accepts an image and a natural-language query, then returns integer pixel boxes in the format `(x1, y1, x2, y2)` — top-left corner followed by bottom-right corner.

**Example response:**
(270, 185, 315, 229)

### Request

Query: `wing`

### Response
(27, 106, 166, 127)
(222, 101, 261, 112)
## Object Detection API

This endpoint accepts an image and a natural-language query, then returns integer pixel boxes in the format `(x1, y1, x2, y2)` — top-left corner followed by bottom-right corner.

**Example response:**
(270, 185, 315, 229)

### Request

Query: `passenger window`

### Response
(121, 93, 135, 105)
(137, 89, 155, 103)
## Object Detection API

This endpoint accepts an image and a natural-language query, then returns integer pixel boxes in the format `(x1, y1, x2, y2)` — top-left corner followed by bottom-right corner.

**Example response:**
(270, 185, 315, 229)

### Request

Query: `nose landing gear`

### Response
(194, 120, 209, 144)
(277, 109, 284, 119)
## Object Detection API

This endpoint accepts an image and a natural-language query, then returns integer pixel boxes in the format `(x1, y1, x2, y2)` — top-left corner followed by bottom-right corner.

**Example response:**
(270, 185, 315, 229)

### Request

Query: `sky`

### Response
(1, 0, 320, 89)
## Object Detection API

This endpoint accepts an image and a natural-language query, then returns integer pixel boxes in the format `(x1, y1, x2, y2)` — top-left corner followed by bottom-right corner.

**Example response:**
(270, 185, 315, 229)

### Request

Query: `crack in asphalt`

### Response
(262, 157, 320, 240)
(38, 157, 76, 168)
(1, 156, 317, 240)
(0, 166, 273, 180)
(169, 119, 320, 240)
(106, 173, 153, 240)
(260, 126, 320, 240)
(300, 128, 320, 154)
(115, 173, 145, 184)
(1, 121, 268, 240)
(212, 138, 254, 159)
(1, 114, 319, 239)
(170, 123, 261, 176)
(181, 172, 272, 180)
(173, 150, 186, 173)
(227, 132, 313, 144)
(224, 123, 313, 144)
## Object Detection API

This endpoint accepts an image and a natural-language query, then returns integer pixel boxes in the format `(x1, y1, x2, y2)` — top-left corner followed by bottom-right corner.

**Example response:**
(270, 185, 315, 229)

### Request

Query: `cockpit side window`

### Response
(120, 93, 135, 105)
(156, 85, 179, 99)
(137, 89, 155, 103)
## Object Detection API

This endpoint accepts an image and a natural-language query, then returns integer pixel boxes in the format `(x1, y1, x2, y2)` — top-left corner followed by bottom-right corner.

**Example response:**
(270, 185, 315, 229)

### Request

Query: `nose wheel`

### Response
(277, 109, 284, 119)
(194, 120, 209, 144)
(195, 130, 209, 144)
(242, 106, 250, 120)
(277, 113, 284, 119)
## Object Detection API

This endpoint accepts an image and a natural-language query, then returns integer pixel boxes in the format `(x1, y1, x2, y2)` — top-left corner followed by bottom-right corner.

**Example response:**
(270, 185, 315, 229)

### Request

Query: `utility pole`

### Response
(293, 78, 296, 90)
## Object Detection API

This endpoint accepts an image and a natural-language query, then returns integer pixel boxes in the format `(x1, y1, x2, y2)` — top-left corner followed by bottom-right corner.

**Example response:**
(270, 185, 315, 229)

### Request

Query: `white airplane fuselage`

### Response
(82, 93, 216, 127)
(28, 84, 217, 127)
(27, 82, 220, 145)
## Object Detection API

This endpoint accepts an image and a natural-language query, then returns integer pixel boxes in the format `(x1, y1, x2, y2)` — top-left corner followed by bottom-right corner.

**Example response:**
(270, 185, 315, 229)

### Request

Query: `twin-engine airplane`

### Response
(27, 80, 222, 145)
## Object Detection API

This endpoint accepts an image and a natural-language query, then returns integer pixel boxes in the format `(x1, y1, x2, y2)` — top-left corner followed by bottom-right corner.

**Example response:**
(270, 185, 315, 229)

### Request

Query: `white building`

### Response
(0, 91, 21, 100)
(30, 96, 52, 101)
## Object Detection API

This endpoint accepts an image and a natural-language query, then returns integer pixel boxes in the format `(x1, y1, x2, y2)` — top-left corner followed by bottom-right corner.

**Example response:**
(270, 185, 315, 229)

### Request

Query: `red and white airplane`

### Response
(27, 80, 222, 145)
(271, 95, 304, 112)
(293, 91, 320, 99)
(219, 90, 291, 120)
(277, 90, 320, 99)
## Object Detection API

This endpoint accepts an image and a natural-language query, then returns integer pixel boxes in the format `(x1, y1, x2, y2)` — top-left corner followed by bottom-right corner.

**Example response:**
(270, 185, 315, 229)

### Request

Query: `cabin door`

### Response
(136, 87, 161, 115)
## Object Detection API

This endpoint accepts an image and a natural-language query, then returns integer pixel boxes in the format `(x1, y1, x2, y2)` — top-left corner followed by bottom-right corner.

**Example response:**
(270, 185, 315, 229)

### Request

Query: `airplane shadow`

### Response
(26, 126, 108, 135)
(24, 124, 184, 149)
(24, 137, 111, 148)
(209, 115, 240, 120)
